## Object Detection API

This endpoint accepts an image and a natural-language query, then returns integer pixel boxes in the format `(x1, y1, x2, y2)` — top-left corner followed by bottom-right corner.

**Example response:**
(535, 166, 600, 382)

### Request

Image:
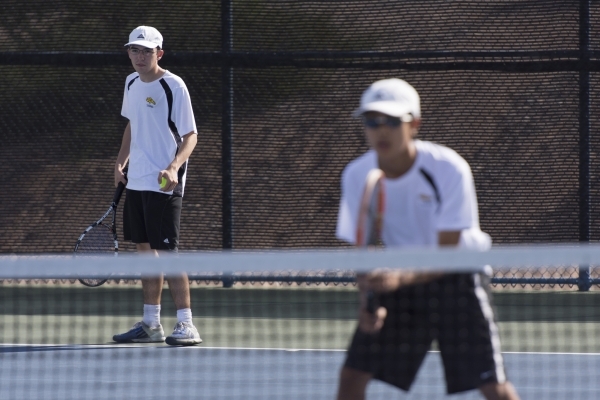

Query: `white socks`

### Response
(142, 304, 161, 328)
(142, 305, 193, 327)
(177, 308, 193, 325)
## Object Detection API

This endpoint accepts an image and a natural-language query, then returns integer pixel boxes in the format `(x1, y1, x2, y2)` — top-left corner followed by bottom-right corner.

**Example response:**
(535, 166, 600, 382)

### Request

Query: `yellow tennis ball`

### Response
(160, 177, 167, 188)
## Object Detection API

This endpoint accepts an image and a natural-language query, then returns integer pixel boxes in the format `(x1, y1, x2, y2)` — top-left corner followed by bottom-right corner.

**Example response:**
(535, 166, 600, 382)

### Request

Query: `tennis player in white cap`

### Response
(335, 78, 519, 399)
(112, 26, 202, 346)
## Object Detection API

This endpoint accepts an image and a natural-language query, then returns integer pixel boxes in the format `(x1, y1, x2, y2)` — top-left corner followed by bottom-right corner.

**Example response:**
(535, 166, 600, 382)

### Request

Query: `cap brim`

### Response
(124, 40, 160, 48)
(352, 101, 412, 118)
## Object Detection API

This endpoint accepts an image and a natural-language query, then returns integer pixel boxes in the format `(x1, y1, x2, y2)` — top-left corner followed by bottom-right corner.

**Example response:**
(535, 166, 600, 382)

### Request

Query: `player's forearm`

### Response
(394, 231, 461, 286)
(364, 269, 445, 292)
(167, 132, 197, 171)
(396, 230, 460, 286)
(114, 123, 131, 185)
(360, 234, 463, 292)
(115, 123, 131, 168)
(398, 271, 445, 286)
(400, 231, 460, 286)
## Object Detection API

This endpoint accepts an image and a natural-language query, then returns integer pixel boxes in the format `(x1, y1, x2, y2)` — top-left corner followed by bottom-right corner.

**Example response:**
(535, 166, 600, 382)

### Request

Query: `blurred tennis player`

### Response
(112, 26, 201, 346)
(335, 78, 519, 399)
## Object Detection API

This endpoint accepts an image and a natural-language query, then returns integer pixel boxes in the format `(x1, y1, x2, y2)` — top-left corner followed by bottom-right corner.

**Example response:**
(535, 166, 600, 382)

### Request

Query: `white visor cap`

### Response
(353, 78, 420, 119)
(125, 26, 163, 49)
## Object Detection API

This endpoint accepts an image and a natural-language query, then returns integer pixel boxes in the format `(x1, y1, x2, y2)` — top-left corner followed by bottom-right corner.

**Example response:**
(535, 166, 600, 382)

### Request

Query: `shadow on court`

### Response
(2, 285, 600, 322)
(1, 346, 599, 399)
(0, 345, 116, 353)
(2, 285, 600, 398)
(0, 285, 358, 319)
(2, 285, 600, 352)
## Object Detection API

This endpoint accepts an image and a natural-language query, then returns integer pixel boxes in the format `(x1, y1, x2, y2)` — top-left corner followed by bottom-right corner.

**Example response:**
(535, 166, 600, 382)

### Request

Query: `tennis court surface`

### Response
(2, 247, 600, 399)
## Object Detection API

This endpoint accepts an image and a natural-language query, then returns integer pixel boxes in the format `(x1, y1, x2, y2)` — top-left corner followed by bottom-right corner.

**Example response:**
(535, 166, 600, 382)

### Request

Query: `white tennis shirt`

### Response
(337, 140, 490, 249)
(121, 70, 197, 196)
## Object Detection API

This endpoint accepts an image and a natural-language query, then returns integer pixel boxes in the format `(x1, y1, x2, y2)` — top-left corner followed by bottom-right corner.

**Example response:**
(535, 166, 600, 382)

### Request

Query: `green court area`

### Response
(1, 284, 599, 353)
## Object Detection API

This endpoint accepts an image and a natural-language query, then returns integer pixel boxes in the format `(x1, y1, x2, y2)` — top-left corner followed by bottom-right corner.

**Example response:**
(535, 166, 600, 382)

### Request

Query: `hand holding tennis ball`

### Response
(159, 170, 177, 191)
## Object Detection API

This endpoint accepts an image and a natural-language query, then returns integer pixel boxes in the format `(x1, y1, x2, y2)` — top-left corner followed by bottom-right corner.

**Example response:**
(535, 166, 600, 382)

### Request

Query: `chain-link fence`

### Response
(1, 1, 599, 289)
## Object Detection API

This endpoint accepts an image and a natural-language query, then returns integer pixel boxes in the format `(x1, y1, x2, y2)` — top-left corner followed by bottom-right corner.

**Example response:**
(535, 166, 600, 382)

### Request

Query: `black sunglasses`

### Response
(362, 115, 403, 129)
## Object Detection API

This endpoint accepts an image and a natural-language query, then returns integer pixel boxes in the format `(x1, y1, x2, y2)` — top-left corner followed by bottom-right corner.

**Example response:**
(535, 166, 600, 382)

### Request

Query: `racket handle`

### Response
(366, 290, 378, 314)
(113, 181, 126, 206)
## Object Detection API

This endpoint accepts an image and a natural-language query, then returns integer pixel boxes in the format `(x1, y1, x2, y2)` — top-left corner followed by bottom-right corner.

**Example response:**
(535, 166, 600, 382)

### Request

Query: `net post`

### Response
(578, 266, 592, 292)
(577, 0, 591, 292)
(222, 273, 235, 288)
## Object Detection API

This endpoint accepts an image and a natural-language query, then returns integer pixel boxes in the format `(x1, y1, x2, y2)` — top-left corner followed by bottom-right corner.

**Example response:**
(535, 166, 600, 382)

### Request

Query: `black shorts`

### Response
(344, 273, 506, 394)
(123, 189, 182, 251)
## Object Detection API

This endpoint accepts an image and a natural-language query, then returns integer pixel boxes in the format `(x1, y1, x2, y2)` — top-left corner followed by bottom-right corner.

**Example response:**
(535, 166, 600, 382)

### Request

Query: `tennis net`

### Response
(1, 245, 600, 399)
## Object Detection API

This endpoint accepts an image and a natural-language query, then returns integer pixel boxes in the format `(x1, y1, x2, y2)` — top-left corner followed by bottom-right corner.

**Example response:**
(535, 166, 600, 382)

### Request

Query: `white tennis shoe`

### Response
(113, 321, 165, 343)
(165, 322, 202, 346)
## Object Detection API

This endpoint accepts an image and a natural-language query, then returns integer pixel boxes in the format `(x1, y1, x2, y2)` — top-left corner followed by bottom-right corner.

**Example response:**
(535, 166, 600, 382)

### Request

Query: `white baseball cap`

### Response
(125, 26, 163, 49)
(353, 78, 421, 119)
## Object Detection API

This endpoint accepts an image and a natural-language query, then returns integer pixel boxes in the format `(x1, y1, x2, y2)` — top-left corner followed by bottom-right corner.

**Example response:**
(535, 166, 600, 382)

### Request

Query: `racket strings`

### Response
(77, 224, 115, 252)
(357, 169, 386, 247)
(75, 224, 115, 287)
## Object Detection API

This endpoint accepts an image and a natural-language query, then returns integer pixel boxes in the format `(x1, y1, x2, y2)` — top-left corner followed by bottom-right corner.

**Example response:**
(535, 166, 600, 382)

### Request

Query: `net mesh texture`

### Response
(1, 248, 600, 399)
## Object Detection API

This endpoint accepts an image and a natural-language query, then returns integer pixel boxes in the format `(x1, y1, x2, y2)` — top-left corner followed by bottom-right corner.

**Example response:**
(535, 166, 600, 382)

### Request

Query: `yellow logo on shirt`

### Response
(146, 97, 156, 107)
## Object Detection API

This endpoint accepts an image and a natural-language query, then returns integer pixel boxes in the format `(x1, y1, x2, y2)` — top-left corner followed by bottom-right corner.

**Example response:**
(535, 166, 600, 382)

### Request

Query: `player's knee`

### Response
(337, 366, 371, 400)
(478, 381, 519, 400)
(135, 242, 153, 252)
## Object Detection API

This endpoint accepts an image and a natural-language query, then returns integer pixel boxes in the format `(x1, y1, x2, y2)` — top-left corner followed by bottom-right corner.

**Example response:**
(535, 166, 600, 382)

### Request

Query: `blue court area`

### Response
(2, 285, 600, 398)
(1, 345, 599, 399)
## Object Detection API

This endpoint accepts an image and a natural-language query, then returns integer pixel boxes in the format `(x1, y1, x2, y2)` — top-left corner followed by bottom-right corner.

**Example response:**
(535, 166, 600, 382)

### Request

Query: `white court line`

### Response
(0, 343, 150, 349)
(2, 343, 600, 356)
(0, 343, 346, 352)
(173, 346, 347, 352)
(428, 350, 600, 356)
(501, 351, 600, 356)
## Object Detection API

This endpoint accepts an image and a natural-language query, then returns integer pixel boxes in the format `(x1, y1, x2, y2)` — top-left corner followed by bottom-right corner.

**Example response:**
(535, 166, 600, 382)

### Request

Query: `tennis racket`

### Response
(74, 181, 126, 287)
(356, 169, 385, 247)
(356, 168, 385, 313)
